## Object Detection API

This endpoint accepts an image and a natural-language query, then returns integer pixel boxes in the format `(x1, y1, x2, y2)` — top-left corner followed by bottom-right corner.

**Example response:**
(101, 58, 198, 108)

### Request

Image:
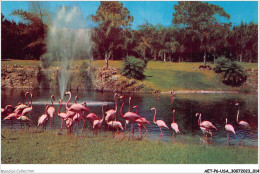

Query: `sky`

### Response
(1, 1, 258, 29)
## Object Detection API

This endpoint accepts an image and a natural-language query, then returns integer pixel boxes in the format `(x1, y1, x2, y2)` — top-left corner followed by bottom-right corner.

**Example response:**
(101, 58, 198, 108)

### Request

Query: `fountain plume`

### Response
(46, 6, 92, 99)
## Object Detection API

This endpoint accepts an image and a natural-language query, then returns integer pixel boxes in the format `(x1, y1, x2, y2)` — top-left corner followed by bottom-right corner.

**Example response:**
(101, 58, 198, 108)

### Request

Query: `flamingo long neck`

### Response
(135, 106, 138, 114)
(26, 93, 30, 106)
(30, 94, 33, 108)
(153, 108, 157, 124)
(75, 96, 78, 104)
(115, 96, 118, 112)
(172, 111, 175, 123)
(236, 109, 240, 123)
(51, 97, 54, 107)
(66, 92, 71, 110)
(120, 99, 125, 118)
(198, 114, 201, 125)
(58, 102, 61, 114)
(45, 104, 48, 115)
(101, 105, 105, 122)
(128, 97, 131, 112)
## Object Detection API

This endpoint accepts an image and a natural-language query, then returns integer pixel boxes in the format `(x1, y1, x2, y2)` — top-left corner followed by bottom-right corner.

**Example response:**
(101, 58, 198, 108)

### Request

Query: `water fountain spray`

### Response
(46, 6, 92, 99)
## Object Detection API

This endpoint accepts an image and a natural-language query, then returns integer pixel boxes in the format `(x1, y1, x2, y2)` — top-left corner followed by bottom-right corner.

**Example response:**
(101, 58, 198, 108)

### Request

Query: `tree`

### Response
(11, 9, 48, 59)
(172, 1, 230, 65)
(92, 1, 133, 68)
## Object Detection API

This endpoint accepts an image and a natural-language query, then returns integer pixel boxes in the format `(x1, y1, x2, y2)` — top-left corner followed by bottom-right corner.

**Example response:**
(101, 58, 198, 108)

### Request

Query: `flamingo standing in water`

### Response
(119, 95, 141, 138)
(195, 113, 217, 141)
(3, 112, 20, 129)
(132, 105, 150, 138)
(171, 110, 180, 138)
(105, 93, 119, 129)
(57, 99, 68, 132)
(151, 107, 169, 138)
(235, 103, 250, 144)
(93, 104, 106, 135)
(47, 95, 56, 131)
(107, 110, 124, 137)
(38, 103, 49, 130)
(225, 118, 236, 145)
(65, 91, 90, 137)
(17, 115, 33, 130)
(1, 105, 14, 119)
(21, 92, 33, 116)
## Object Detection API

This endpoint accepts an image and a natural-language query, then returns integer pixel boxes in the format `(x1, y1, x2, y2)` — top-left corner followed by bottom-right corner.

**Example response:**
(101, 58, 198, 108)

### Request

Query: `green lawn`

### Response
(1, 128, 257, 164)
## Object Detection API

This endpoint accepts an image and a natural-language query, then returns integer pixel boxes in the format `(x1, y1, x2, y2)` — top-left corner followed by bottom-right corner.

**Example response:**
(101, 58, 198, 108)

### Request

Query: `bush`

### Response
(214, 57, 247, 86)
(121, 56, 146, 80)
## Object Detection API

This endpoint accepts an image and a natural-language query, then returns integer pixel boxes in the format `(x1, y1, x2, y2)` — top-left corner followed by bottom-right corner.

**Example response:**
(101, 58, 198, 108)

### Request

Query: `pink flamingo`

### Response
(119, 95, 141, 138)
(105, 93, 119, 128)
(21, 92, 33, 116)
(17, 115, 33, 130)
(47, 95, 56, 131)
(107, 110, 124, 137)
(64, 91, 77, 119)
(14, 101, 29, 114)
(3, 112, 20, 129)
(65, 91, 90, 137)
(171, 110, 180, 138)
(57, 99, 68, 132)
(132, 105, 150, 138)
(225, 118, 236, 144)
(195, 113, 217, 141)
(93, 104, 106, 135)
(1, 105, 14, 119)
(235, 103, 250, 144)
(38, 103, 49, 130)
(151, 107, 169, 138)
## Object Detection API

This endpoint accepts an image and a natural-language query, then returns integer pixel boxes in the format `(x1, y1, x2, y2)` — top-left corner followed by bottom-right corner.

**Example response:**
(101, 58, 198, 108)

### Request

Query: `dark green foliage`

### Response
(121, 56, 146, 80)
(214, 57, 247, 86)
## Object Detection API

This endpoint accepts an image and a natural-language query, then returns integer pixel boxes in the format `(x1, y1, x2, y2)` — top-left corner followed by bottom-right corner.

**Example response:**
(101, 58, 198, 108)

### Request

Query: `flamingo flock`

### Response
(1, 91, 251, 146)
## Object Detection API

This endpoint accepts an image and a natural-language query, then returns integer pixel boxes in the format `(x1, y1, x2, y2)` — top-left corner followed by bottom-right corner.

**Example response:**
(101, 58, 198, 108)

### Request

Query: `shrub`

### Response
(121, 56, 146, 80)
(214, 57, 247, 86)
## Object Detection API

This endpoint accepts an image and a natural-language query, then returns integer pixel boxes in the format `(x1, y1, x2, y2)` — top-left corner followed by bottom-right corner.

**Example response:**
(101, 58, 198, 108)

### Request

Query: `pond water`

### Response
(1, 88, 258, 147)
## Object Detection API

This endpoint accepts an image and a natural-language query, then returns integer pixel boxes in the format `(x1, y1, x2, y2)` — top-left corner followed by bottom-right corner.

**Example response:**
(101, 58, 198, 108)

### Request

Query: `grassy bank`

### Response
(1, 128, 257, 164)
(1, 59, 258, 92)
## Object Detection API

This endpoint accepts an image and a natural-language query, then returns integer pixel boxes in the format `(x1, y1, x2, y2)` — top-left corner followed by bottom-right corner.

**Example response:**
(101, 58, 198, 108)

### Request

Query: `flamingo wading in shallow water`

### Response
(151, 107, 169, 138)
(132, 105, 150, 138)
(105, 93, 119, 130)
(235, 103, 250, 144)
(195, 113, 217, 141)
(225, 118, 236, 145)
(57, 99, 68, 132)
(47, 95, 56, 131)
(38, 103, 49, 130)
(93, 104, 107, 135)
(171, 110, 180, 138)
(21, 92, 33, 116)
(119, 96, 141, 138)
(65, 91, 90, 137)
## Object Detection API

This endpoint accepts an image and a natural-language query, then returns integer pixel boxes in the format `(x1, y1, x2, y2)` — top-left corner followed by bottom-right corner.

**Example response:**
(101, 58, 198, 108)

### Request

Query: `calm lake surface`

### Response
(1, 88, 258, 147)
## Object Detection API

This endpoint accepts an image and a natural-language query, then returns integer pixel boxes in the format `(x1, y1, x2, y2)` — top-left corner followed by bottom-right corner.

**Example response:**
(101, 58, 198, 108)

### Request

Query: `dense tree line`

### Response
(1, 1, 258, 63)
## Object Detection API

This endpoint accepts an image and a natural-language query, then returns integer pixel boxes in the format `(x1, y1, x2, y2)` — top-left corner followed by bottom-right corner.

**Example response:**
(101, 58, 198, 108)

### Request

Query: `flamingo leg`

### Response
(160, 127, 163, 137)
(49, 118, 52, 131)
(143, 125, 148, 138)
(172, 130, 175, 138)
(80, 116, 85, 138)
